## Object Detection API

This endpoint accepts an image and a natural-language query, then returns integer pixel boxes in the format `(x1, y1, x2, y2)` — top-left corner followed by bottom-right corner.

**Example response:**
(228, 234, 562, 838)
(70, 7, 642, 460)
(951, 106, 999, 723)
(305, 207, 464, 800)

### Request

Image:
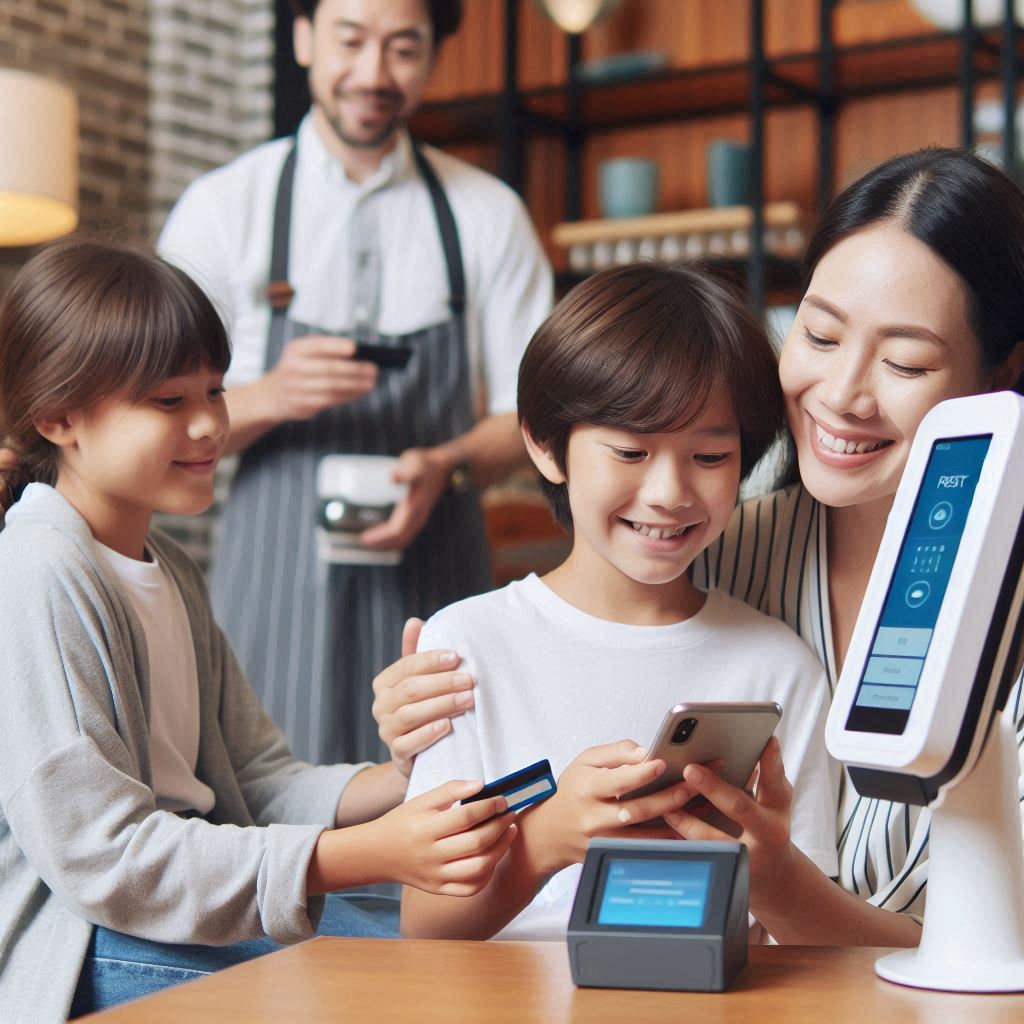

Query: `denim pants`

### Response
(69, 892, 400, 1018)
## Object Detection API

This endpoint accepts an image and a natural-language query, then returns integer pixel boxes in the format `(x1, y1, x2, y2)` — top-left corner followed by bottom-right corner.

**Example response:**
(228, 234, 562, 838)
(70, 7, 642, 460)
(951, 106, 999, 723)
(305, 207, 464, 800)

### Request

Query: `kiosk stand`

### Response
(826, 391, 1024, 993)
(877, 714, 1024, 990)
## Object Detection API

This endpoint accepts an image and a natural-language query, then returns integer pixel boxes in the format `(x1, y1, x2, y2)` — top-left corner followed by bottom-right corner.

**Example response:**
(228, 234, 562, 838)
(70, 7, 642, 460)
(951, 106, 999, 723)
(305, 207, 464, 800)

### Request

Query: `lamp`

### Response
(0, 69, 78, 246)
(534, 0, 622, 34)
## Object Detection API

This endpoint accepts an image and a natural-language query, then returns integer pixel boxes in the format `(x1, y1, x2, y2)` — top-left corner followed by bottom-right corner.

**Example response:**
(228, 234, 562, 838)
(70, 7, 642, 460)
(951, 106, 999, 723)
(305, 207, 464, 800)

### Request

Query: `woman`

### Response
(376, 147, 1024, 945)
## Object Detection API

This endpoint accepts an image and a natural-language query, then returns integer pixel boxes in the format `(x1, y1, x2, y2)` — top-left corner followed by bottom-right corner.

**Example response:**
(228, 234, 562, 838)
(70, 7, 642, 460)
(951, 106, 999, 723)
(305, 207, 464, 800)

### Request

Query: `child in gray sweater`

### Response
(0, 239, 516, 1022)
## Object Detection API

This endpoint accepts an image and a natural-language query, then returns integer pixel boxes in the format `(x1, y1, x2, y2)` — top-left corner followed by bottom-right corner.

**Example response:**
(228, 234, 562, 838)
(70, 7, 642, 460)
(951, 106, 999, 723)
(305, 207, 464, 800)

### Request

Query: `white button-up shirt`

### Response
(158, 115, 553, 415)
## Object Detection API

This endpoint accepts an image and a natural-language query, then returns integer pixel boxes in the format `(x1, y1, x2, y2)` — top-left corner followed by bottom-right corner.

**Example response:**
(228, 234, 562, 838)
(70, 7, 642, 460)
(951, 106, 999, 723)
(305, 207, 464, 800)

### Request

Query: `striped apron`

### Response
(209, 141, 492, 765)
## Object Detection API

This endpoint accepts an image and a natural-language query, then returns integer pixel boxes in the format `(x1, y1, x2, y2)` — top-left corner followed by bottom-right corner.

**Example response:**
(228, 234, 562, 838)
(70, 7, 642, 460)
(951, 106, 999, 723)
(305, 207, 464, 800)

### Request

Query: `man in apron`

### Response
(159, 0, 553, 764)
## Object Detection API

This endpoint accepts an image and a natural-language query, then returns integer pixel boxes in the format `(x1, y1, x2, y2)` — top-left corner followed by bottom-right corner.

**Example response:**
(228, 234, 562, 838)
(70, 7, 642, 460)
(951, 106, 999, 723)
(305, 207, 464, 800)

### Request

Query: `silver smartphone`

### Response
(623, 701, 783, 801)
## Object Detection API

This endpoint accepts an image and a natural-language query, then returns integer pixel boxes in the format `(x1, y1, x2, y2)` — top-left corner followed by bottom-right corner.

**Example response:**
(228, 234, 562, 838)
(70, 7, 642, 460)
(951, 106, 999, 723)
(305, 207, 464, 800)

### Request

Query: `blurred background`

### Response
(1, 0, 1020, 580)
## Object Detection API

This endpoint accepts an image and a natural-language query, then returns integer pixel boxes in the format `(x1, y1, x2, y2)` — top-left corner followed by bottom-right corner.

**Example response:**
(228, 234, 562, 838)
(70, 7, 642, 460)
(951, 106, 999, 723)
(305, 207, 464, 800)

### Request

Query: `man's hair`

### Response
(0, 236, 231, 487)
(518, 262, 785, 532)
(287, 1, 463, 47)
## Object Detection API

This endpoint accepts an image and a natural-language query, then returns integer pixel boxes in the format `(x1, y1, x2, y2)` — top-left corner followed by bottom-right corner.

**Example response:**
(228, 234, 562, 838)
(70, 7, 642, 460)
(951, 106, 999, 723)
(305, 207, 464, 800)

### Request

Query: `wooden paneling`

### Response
(421, 1, 995, 271)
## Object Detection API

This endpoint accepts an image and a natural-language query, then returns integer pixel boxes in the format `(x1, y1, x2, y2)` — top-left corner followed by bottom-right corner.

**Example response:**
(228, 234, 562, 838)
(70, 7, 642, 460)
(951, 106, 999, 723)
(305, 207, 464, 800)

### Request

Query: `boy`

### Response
(401, 263, 839, 942)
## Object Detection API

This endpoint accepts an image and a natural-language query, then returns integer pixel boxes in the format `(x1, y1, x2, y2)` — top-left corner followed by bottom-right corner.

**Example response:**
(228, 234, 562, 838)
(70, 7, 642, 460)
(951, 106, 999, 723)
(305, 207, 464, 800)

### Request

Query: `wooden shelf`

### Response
(552, 201, 803, 246)
(409, 30, 1023, 146)
(552, 202, 805, 279)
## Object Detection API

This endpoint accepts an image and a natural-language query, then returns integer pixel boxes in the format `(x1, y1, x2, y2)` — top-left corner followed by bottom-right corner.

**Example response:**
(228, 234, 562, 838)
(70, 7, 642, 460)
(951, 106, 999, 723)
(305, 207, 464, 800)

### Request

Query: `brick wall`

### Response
(0, 0, 150, 291)
(0, 0, 274, 282)
(1, 0, 276, 567)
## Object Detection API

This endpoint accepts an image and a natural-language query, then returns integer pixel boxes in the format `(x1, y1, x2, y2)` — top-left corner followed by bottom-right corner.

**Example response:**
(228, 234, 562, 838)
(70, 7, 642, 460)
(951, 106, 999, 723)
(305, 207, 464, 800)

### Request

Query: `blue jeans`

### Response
(68, 892, 400, 1018)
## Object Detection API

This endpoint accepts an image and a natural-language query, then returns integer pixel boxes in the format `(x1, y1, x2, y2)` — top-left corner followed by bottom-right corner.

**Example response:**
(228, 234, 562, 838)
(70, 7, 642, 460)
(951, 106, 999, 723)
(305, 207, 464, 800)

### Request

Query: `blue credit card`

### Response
(462, 758, 557, 814)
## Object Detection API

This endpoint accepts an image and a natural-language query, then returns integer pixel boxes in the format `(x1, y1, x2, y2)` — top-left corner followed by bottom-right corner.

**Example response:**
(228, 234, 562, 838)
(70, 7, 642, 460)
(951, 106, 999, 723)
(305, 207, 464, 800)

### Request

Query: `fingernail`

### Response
(440, 651, 458, 666)
(453, 672, 473, 690)
(634, 746, 647, 759)
(665, 812, 681, 828)
(455, 691, 474, 709)
(685, 764, 705, 783)
(673, 788, 688, 804)
(433, 719, 450, 735)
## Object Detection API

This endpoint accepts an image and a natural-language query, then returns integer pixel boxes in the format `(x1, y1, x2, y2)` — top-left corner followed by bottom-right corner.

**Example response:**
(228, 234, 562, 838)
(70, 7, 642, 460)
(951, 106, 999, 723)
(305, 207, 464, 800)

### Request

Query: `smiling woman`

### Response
(689, 147, 1024, 946)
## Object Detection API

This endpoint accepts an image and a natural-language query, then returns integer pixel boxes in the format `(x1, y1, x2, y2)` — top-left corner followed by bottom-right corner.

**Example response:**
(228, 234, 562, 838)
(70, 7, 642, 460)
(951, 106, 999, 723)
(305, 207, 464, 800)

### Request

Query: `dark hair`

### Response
(518, 262, 785, 531)
(287, 0, 463, 47)
(804, 147, 1024, 390)
(0, 237, 231, 487)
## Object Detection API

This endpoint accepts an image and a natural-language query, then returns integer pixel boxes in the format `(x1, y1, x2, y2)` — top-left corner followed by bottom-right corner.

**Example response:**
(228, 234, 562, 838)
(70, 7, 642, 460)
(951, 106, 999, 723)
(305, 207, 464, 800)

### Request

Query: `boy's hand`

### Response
(521, 740, 697, 876)
(663, 737, 796, 904)
(372, 779, 517, 896)
(372, 619, 475, 777)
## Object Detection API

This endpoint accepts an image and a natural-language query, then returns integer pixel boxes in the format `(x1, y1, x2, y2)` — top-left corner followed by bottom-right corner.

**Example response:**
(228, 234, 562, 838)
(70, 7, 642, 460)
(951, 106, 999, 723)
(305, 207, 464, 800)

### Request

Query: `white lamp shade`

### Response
(534, 0, 622, 34)
(0, 69, 78, 246)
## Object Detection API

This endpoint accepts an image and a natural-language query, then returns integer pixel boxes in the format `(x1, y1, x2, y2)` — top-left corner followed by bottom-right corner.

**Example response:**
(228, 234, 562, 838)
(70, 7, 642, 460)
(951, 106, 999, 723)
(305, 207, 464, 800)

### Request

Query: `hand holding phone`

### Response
(622, 701, 782, 802)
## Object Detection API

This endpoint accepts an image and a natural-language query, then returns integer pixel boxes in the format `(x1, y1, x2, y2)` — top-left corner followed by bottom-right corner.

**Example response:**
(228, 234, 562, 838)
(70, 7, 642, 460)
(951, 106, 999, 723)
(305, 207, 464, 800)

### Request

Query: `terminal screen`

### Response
(596, 857, 712, 929)
(846, 435, 992, 735)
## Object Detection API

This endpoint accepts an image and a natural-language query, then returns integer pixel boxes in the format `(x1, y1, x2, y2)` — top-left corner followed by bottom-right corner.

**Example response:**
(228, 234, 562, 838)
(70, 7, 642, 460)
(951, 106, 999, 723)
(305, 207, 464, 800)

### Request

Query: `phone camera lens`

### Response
(671, 718, 698, 744)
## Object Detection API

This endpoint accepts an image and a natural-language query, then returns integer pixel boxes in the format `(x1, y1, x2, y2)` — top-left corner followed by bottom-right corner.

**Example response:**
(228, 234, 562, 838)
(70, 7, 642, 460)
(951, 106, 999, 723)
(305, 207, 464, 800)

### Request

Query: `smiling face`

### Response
(527, 389, 742, 616)
(780, 221, 1000, 511)
(45, 366, 229, 558)
(295, 0, 434, 155)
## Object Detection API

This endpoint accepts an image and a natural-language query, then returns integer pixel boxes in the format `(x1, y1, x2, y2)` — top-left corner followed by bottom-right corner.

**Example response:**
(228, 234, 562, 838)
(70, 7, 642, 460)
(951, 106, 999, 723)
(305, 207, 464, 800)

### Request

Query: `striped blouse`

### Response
(693, 483, 1024, 919)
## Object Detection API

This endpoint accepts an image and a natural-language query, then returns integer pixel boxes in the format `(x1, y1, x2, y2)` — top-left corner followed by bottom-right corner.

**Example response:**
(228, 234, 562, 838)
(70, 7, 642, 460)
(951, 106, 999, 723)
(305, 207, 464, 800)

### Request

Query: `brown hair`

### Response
(518, 262, 784, 531)
(287, 0, 463, 47)
(0, 236, 230, 487)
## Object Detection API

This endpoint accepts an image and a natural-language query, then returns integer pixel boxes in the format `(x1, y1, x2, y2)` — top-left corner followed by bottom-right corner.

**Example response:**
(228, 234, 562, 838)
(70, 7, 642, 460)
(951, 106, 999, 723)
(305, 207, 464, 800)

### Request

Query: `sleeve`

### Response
(775, 659, 840, 879)
(0, 539, 324, 946)
(405, 615, 486, 803)
(471, 190, 553, 415)
(157, 177, 237, 341)
(215, 626, 373, 827)
(156, 531, 371, 831)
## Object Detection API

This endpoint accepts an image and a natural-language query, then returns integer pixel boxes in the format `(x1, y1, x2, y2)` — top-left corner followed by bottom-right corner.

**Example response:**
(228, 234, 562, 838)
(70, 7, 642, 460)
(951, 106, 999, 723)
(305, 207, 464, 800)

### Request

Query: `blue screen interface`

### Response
(596, 858, 712, 929)
(849, 435, 991, 730)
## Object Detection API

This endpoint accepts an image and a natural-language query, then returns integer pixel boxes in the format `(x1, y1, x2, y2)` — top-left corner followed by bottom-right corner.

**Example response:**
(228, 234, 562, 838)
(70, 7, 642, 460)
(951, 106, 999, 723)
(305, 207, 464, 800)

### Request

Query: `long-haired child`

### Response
(0, 238, 516, 1020)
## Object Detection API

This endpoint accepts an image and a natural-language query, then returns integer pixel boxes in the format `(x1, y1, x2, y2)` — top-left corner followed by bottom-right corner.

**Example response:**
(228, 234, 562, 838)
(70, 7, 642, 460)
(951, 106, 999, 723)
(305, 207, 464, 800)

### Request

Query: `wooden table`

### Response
(86, 938, 1024, 1023)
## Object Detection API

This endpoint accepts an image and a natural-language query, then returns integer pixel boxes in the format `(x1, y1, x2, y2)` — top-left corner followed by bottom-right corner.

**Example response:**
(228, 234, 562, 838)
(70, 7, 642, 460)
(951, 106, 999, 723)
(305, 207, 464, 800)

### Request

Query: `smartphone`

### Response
(622, 701, 783, 802)
(352, 342, 413, 369)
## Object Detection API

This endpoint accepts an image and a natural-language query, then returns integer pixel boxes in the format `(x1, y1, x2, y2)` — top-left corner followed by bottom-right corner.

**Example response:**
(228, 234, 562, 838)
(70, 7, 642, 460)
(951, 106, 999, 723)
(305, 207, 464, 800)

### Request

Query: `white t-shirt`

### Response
(157, 116, 553, 415)
(95, 541, 215, 815)
(407, 574, 840, 941)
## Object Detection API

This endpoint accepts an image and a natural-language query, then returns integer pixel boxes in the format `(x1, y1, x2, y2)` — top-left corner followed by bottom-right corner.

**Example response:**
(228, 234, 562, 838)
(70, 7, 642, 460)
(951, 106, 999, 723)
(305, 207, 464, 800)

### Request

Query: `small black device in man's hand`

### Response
(352, 342, 413, 369)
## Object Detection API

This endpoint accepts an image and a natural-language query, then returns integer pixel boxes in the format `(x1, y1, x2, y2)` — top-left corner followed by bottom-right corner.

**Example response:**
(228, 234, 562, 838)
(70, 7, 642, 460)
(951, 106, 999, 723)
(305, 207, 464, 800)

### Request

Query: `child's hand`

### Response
(663, 737, 796, 902)
(372, 779, 517, 896)
(521, 740, 697, 876)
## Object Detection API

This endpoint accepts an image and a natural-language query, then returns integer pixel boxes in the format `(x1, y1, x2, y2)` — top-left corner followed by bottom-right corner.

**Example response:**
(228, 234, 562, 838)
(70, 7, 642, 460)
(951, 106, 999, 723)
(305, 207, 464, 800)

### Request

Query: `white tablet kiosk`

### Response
(826, 391, 1024, 992)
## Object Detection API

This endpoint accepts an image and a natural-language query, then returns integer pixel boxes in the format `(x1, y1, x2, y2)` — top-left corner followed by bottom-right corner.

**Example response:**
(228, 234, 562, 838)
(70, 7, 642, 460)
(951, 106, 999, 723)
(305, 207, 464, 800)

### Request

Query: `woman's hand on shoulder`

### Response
(372, 618, 475, 777)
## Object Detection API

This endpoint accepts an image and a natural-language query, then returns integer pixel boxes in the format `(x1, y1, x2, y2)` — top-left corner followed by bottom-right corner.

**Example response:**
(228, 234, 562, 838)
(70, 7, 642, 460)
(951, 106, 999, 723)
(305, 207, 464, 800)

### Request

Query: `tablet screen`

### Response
(595, 857, 712, 929)
(846, 434, 992, 735)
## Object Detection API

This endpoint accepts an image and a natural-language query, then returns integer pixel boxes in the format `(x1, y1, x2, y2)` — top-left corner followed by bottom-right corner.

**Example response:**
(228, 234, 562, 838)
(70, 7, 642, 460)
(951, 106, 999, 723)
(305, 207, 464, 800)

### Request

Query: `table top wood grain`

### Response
(85, 938, 1024, 1023)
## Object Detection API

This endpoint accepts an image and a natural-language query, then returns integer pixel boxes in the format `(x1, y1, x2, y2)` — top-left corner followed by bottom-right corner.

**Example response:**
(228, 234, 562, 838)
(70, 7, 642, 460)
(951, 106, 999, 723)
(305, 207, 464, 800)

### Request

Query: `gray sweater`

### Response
(0, 485, 368, 1023)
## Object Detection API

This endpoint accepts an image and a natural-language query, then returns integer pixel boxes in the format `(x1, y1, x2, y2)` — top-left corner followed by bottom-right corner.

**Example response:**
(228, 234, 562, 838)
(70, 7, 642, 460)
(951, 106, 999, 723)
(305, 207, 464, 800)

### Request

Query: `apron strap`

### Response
(266, 140, 298, 313)
(265, 138, 465, 320)
(411, 142, 466, 319)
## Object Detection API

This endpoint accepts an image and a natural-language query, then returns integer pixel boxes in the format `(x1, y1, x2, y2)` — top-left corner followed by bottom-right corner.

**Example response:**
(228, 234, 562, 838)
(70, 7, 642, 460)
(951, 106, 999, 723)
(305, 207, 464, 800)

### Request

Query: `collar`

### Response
(297, 113, 416, 196)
